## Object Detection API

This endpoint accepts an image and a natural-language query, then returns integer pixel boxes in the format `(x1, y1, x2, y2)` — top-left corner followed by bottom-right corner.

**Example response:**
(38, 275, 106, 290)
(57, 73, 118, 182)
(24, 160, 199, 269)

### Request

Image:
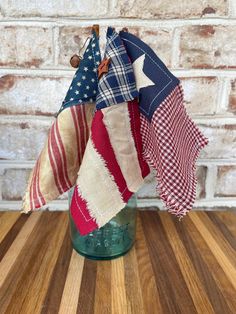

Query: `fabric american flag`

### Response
(69, 27, 150, 235)
(120, 30, 209, 220)
(21, 29, 100, 213)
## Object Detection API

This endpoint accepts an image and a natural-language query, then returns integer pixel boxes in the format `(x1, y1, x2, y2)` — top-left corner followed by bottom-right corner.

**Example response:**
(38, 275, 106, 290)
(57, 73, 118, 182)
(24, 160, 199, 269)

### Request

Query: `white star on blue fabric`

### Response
(132, 54, 155, 91)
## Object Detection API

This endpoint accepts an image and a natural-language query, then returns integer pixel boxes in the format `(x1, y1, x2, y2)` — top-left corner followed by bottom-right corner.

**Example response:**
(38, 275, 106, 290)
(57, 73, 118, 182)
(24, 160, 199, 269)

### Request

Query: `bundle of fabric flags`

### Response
(21, 25, 208, 235)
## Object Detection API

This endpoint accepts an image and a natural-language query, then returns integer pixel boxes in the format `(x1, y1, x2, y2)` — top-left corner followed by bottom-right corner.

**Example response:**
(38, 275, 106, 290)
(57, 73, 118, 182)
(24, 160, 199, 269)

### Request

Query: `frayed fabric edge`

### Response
(148, 134, 208, 221)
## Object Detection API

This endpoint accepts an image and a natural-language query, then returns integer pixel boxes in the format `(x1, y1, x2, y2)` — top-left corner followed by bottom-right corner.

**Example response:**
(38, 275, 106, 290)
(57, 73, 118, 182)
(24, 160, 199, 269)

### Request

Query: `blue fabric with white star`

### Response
(119, 30, 180, 122)
(95, 27, 138, 110)
(57, 29, 101, 115)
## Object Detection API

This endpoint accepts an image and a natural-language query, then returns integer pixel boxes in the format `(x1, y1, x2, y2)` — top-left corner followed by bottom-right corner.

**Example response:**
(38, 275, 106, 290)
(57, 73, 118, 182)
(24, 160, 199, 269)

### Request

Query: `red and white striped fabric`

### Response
(21, 104, 94, 213)
(70, 99, 150, 235)
(140, 83, 209, 220)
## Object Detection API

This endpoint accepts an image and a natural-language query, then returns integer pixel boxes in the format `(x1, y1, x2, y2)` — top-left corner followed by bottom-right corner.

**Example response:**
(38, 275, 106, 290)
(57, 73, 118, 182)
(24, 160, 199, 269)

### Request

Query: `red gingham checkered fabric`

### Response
(140, 83, 209, 220)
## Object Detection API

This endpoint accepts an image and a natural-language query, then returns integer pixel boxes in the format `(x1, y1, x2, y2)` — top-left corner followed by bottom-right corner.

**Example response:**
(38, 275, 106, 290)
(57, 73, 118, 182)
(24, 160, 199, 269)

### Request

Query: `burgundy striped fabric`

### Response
(21, 104, 94, 213)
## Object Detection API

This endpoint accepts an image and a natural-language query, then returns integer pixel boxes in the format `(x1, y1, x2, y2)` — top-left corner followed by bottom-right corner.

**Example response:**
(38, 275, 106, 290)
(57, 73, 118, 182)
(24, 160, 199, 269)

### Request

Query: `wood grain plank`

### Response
(111, 257, 128, 314)
(0, 210, 235, 314)
(3, 211, 68, 314)
(123, 244, 145, 314)
(0, 211, 21, 243)
(197, 212, 236, 268)
(94, 260, 111, 314)
(189, 212, 236, 291)
(0, 213, 29, 262)
(140, 211, 197, 314)
(173, 213, 230, 314)
(186, 213, 236, 313)
(215, 212, 236, 237)
(77, 258, 97, 314)
(207, 212, 236, 250)
(134, 214, 162, 314)
(59, 250, 85, 314)
(0, 212, 43, 313)
(41, 223, 73, 313)
(0, 211, 42, 289)
(160, 213, 214, 314)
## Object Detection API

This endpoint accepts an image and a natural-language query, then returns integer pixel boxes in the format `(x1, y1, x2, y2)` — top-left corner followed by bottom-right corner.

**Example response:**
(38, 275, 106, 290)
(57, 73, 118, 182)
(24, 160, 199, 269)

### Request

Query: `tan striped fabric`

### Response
(21, 103, 95, 213)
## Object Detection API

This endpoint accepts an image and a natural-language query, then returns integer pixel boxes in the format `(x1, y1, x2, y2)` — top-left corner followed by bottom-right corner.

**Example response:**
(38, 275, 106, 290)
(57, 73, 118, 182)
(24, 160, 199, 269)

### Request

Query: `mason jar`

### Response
(68, 187, 137, 260)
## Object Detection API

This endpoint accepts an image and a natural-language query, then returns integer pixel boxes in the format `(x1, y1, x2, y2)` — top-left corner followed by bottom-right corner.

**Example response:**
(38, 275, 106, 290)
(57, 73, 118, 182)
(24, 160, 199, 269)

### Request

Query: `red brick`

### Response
(229, 79, 236, 114)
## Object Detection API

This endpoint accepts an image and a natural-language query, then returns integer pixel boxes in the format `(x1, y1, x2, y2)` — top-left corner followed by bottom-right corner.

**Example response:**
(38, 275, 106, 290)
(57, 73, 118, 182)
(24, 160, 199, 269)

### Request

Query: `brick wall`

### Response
(0, 0, 236, 211)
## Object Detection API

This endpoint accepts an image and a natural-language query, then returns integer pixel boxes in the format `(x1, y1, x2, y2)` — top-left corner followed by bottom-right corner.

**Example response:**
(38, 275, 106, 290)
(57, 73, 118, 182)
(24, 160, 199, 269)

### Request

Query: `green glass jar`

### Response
(68, 187, 137, 260)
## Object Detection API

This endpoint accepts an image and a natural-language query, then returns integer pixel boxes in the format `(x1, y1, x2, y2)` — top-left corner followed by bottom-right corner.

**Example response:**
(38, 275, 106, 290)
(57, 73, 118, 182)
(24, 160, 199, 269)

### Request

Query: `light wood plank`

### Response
(0, 211, 41, 288)
(0, 211, 21, 243)
(190, 212, 236, 291)
(94, 260, 111, 314)
(59, 249, 85, 314)
(111, 257, 128, 314)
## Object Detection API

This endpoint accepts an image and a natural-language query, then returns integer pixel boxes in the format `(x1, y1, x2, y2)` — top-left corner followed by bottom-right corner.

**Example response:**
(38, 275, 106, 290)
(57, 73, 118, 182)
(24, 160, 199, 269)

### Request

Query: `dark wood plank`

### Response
(94, 260, 111, 314)
(124, 243, 145, 313)
(215, 212, 236, 237)
(41, 223, 73, 313)
(160, 213, 214, 313)
(1, 211, 68, 314)
(207, 211, 236, 251)
(172, 213, 232, 314)
(187, 213, 236, 313)
(196, 212, 236, 269)
(0, 213, 30, 262)
(134, 214, 163, 313)
(140, 211, 197, 314)
(77, 259, 97, 314)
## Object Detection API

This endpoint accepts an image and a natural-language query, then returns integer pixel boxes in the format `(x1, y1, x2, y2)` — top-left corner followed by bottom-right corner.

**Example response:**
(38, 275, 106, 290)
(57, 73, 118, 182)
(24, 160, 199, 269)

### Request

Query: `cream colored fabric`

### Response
(102, 103, 144, 192)
(76, 137, 126, 227)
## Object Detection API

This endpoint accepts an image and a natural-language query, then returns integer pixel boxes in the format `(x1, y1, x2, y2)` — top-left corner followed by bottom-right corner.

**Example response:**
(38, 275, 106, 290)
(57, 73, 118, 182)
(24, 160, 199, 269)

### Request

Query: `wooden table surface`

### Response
(0, 210, 236, 314)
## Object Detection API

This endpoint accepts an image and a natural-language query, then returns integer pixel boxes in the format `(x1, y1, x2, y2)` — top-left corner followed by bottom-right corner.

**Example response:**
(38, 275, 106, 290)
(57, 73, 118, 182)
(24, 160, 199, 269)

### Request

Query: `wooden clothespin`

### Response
(92, 24, 99, 37)
(70, 25, 100, 68)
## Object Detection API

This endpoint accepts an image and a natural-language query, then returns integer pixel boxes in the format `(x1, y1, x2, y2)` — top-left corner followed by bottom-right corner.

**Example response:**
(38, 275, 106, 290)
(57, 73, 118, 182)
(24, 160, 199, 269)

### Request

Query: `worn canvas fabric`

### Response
(70, 27, 150, 235)
(21, 29, 101, 213)
(120, 30, 209, 219)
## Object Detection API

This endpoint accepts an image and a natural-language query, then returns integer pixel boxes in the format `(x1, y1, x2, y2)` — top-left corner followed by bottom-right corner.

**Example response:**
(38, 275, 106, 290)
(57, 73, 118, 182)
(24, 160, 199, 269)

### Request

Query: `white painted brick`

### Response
(0, 118, 52, 160)
(114, 0, 227, 19)
(0, 0, 109, 17)
(199, 124, 236, 159)
(0, 26, 53, 68)
(215, 166, 236, 196)
(179, 25, 236, 69)
(181, 77, 219, 115)
(2, 168, 31, 200)
(0, 75, 71, 115)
